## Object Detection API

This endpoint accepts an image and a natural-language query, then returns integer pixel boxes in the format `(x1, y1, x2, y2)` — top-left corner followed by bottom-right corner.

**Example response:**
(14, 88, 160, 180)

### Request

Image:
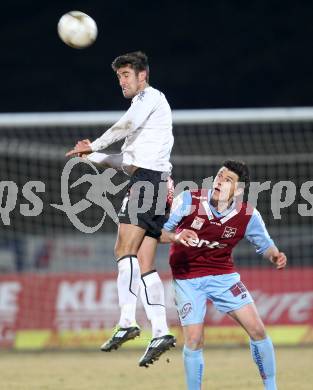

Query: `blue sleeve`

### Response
(244, 209, 275, 255)
(163, 191, 192, 231)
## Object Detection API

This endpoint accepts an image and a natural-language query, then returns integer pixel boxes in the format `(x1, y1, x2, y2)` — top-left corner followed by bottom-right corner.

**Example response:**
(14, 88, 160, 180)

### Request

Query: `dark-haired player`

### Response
(66, 51, 175, 363)
(162, 160, 287, 390)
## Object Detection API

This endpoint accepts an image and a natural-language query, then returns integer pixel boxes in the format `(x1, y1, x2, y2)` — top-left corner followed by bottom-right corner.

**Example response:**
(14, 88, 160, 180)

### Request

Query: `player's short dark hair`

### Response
(111, 51, 149, 82)
(222, 160, 250, 190)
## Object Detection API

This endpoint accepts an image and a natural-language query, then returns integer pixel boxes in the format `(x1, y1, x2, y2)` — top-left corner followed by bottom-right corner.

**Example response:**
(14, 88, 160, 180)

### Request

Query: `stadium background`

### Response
(0, 0, 312, 367)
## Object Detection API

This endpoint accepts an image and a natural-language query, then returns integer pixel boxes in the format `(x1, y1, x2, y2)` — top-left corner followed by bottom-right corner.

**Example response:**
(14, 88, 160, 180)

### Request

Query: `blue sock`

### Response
(250, 336, 277, 390)
(183, 345, 204, 390)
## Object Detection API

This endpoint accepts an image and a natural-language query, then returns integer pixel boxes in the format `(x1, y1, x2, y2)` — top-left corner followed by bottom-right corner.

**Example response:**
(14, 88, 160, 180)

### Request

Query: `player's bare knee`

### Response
(249, 325, 267, 341)
(114, 245, 135, 259)
(185, 339, 203, 350)
(115, 245, 141, 259)
(138, 257, 155, 273)
(185, 334, 204, 350)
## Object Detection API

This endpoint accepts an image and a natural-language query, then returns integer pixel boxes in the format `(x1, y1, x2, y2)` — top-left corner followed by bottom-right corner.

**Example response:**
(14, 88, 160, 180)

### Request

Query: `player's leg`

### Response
(137, 235, 175, 367)
(210, 272, 277, 390)
(183, 323, 205, 390)
(115, 222, 146, 322)
(102, 168, 168, 352)
(83, 152, 144, 351)
(114, 222, 146, 258)
(84, 149, 143, 340)
(228, 304, 277, 390)
(174, 278, 207, 389)
(138, 177, 176, 366)
(100, 223, 146, 352)
(138, 236, 169, 337)
(114, 167, 168, 328)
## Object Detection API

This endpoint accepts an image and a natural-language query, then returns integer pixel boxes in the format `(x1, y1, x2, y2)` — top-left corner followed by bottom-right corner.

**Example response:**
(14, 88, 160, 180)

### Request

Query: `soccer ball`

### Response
(57, 11, 98, 49)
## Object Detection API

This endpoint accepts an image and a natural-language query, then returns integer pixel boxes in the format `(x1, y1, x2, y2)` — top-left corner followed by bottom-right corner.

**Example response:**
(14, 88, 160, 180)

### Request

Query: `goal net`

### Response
(0, 108, 312, 349)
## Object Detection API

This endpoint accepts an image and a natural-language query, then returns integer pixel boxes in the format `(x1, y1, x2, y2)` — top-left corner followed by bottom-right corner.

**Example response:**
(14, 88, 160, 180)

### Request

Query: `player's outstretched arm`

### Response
(263, 246, 287, 269)
(160, 229, 198, 247)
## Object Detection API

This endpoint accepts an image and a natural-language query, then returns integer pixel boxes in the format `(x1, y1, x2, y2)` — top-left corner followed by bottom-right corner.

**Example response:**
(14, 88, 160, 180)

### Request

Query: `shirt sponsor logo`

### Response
(188, 239, 227, 249)
(210, 221, 221, 226)
(222, 226, 237, 239)
(190, 216, 205, 230)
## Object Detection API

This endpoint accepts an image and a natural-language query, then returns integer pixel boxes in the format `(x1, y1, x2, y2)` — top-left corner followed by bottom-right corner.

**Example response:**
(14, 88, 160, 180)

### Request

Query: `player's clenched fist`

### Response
(271, 252, 287, 270)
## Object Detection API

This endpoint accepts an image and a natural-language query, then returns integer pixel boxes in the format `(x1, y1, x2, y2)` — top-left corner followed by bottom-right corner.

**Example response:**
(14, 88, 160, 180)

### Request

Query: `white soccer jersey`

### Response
(90, 86, 173, 172)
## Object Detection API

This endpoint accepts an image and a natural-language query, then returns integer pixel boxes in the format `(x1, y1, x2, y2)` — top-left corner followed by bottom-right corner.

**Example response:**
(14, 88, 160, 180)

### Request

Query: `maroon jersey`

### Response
(169, 189, 253, 279)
